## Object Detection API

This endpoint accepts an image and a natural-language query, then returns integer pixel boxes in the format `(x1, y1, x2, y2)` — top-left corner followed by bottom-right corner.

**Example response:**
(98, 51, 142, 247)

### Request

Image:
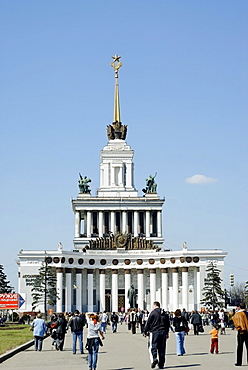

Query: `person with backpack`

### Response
(143, 301, 170, 369)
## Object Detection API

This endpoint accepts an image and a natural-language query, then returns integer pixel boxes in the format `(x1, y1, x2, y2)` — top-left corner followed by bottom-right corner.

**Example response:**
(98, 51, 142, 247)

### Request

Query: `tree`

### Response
(229, 282, 246, 306)
(244, 281, 248, 306)
(31, 259, 58, 318)
(0, 264, 14, 293)
(200, 261, 225, 310)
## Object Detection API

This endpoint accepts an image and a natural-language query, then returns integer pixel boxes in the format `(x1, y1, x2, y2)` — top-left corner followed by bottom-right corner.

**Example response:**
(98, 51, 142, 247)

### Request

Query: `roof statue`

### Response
(78, 173, 91, 194)
(142, 173, 157, 194)
(107, 55, 128, 140)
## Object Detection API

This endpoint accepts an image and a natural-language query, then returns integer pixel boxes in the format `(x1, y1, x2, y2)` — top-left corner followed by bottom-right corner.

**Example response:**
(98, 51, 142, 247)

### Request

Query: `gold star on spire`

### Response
(112, 54, 121, 62)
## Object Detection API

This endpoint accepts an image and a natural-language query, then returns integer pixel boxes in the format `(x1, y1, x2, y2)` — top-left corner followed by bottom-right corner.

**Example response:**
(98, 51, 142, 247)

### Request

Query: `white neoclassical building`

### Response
(17, 56, 227, 314)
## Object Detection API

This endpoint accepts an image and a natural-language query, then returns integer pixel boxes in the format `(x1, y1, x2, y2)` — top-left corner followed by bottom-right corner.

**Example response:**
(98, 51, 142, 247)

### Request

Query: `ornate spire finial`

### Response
(111, 54, 122, 78)
(107, 55, 127, 140)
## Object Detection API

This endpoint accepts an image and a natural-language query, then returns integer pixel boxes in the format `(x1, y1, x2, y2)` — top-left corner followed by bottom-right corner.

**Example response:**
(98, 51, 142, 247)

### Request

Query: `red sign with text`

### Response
(0, 293, 19, 309)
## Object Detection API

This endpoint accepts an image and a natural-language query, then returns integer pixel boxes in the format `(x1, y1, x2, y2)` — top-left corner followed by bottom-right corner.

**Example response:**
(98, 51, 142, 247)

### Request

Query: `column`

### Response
(161, 268, 168, 310)
(112, 269, 118, 312)
(56, 268, 63, 313)
(87, 269, 94, 312)
(76, 269, 82, 312)
(122, 211, 127, 233)
(137, 269, 144, 309)
(65, 268, 72, 313)
(172, 268, 179, 311)
(110, 211, 115, 234)
(157, 210, 162, 238)
(145, 211, 150, 238)
(133, 211, 138, 237)
(125, 270, 131, 310)
(150, 269, 156, 310)
(126, 163, 132, 187)
(196, 267, 201, 310)
(87, 211, 92, 237)
(182, 267, 188, 311)
(99, 211, 103, 237)
(75, 211, 80, 238)
(99, 270, 106, 312)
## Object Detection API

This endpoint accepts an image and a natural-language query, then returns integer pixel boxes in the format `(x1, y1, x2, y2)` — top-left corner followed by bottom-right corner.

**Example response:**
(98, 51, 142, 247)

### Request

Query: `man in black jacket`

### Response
(69, 310, 85, 354)
(143, 301, 170, 369)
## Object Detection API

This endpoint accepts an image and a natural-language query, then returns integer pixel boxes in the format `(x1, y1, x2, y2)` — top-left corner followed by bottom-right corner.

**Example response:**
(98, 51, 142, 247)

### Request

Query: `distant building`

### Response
(17, 56, 227, 313)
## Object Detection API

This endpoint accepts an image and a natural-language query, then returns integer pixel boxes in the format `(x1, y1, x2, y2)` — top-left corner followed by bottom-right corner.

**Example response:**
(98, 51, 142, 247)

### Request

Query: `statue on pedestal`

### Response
(78, 174, 91, 194)
(127, 284, 136, 308)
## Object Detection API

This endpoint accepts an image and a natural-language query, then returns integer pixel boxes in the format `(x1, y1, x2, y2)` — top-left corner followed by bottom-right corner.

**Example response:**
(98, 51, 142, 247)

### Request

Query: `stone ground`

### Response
(1, 323, 247, 369)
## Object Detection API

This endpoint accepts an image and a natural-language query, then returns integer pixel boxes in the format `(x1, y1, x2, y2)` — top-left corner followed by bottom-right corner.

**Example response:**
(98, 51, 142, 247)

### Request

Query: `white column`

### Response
(146, 211, 150, 238)
(161, 268, 168, 310)
(182, 267, 189, 311)
(137, 269, 144, 309)
(110, 211, 115, 234)
(99, 270, 106, 312)
(122, 211, 127, 233)
(125, 270, 131, 310)
(157, 210, 162, 238)
(197, 267, 201, 310)
(172, 268, 179, 311)
(56, 268, 63, 313)
(87, 270, 94, 312)
(126, 163, 132, 187)
(112, 270, 118, 312)
(150, 269, 156, 310)
(75, 211, 80, 238)
(99, 211, 103, 237)
(87, 211, 92, 237)
(76, 269, 82, 312)
(65, 268, 72, 313)
(134, 211, 138, 237)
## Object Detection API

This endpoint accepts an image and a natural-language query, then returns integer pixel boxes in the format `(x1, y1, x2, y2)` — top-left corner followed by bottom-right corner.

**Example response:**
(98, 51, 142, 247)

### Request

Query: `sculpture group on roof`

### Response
(78, 174, 91, 194)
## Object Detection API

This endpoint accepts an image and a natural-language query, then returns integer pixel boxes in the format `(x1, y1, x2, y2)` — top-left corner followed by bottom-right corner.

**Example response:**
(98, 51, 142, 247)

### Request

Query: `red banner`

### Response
(0, 293, 19, 310)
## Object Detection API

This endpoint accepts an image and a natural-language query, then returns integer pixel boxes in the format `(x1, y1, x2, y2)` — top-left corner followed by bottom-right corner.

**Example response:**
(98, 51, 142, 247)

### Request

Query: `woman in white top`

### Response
(86, 314, 105, 370)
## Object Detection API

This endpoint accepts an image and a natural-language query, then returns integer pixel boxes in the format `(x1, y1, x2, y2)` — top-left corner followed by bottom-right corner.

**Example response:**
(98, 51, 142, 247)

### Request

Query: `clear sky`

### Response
(1, 1, 247, 291)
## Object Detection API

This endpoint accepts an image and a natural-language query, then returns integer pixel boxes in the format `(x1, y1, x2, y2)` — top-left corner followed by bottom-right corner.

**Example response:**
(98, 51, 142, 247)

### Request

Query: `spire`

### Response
(111, 54, 122, 122)
(107, 55, 127, 140)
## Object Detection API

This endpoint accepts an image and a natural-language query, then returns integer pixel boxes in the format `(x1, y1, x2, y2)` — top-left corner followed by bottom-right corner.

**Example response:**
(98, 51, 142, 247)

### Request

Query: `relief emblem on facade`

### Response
(87, 232, 158, 251)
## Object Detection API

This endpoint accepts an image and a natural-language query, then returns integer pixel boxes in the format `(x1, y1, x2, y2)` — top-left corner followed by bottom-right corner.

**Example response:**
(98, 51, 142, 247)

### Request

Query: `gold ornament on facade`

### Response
(170, 257, 176, 264)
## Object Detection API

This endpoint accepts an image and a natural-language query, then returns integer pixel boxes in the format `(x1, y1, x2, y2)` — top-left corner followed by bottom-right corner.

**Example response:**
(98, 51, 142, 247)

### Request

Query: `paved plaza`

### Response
(1, 324, 247, 369)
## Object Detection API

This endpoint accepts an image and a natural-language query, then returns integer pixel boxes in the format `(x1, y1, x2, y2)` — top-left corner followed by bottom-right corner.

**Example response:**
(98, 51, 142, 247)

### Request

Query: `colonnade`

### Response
(56, 266, 201, 313)
(75, 210, 162, 238)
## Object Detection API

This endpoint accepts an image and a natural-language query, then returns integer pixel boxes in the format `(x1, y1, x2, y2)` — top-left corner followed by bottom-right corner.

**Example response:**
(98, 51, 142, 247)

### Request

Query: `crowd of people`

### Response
(28, 302, 248, 369)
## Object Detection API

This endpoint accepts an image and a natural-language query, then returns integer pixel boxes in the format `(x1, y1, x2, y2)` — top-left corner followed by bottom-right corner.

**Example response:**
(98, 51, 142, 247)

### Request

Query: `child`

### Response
(209, 324, 219, 354)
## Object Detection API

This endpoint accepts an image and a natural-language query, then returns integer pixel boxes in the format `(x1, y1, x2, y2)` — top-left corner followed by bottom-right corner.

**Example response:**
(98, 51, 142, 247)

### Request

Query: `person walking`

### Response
(100, 311, 108, 333)
(31, 313, 47, 351)
(55, 313, 68, 351)
(111, 311, 119, 333)
(191, 310, 202, 335)
(232, 302, 248, 366)
(209, 324, 219, 354)
(143, 301, 170, 369)
(86, 314, 105, 370)
(173, 309, 188, 356)
(69, 309, 85, 354)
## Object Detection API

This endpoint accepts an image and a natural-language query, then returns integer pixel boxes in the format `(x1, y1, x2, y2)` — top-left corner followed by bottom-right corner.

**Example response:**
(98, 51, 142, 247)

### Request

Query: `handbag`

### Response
(199, 325, 204, 333)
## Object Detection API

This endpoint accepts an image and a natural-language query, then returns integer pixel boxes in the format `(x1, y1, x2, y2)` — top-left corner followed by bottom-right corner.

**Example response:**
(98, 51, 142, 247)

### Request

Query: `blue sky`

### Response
(1, 1, 247, 290)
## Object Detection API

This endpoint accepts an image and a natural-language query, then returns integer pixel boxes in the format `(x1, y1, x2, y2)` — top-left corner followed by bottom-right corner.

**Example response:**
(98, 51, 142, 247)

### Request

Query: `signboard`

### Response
(0, 293, 25, 310)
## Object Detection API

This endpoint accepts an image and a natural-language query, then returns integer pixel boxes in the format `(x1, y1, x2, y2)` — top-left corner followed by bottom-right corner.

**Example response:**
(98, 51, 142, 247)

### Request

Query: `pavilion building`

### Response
(17, 56, 227, 314)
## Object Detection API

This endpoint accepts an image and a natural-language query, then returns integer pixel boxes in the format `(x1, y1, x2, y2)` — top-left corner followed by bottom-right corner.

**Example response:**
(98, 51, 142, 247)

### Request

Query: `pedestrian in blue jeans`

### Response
(31, 313, 47, 351)
(173, 309, 188, 356)
(68, 309, 86, 354)
(86, 314, 105, 370)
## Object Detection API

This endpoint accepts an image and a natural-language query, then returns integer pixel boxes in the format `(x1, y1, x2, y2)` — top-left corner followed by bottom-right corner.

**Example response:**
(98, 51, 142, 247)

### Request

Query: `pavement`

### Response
(1, 323, 247, 369)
